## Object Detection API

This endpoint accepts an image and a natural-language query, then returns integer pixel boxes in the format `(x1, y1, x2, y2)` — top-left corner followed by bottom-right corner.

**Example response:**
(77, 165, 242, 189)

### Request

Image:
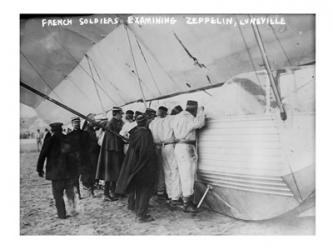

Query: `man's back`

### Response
(172, 109, 205, 141)
(37, 133, 76, 180)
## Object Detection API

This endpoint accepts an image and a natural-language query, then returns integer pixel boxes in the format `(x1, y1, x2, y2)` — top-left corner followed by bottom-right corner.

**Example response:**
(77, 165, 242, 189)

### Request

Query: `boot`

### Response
(137, 214, 155, 223)
(89, 188, 95, 198)
(103, 194, 119, 202)
(183, 196, 197, 213)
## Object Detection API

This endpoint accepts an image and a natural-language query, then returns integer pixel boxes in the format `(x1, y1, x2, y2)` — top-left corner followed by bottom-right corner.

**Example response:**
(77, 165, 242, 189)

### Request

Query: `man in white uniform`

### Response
(171, 100, 205, 213)
(159, 106, 183, 208)
(148, 106, 167, 199)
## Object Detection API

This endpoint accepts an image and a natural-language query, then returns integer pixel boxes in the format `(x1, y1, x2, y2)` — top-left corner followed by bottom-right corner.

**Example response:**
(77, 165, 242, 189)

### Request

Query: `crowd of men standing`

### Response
(36, 100, 205, 223)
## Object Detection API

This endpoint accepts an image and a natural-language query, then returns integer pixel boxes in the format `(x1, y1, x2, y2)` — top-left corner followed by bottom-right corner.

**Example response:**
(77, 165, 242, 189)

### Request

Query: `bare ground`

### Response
(20, 140, 315, 235)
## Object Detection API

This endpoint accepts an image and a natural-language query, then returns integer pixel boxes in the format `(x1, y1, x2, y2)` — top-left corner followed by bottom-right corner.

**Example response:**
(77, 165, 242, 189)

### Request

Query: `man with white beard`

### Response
(171, 100, 205, 213)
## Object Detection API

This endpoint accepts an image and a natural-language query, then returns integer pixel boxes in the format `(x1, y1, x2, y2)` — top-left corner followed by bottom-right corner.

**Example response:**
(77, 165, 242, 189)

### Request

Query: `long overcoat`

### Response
(116, 126, 158, 195)
(66, 129, 92, 183)
(82, 122, 100, 179)
(95, 118, 124, 182)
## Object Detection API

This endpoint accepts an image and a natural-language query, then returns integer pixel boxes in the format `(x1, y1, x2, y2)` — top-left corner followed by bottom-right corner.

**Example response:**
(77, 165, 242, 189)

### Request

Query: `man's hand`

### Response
(38, 171, 44, 178)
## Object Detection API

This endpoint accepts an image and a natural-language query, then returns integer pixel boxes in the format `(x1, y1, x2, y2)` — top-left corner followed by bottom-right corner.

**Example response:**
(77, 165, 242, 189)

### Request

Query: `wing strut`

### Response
(251, 21, 287, 121)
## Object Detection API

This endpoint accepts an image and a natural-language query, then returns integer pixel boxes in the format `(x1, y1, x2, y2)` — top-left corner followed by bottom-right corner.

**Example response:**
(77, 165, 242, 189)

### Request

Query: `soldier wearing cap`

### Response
(116, 115, 158, 222)
(170, 105, 183, 115)
(96, 107, 125, 201)
(134, 111, 143, 120)
(171, 100, 205, 213)
(120, 110, 137, 154)
(66, 117, 94, 199)
(81, 113, 100, 194)
(36, 122, 77, 219)
(145, 108, 156, 126)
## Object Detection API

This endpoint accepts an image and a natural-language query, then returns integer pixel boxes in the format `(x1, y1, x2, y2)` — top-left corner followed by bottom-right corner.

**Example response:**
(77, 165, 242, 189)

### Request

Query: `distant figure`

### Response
(120, 110, 136, 154)
(96, 107, 124, 201)
(116, 115, 158, 222)
(171, 100, 205, 213)
(36, 129, 43, 152)
(36, 122, 77, 219)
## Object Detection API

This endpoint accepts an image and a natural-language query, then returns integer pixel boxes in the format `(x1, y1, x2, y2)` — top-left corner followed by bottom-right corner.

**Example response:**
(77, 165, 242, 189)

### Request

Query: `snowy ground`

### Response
(20, 140, 315, 235)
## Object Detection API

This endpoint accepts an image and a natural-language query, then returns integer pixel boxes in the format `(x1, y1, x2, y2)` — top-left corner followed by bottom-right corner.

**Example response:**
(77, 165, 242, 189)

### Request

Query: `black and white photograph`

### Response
(19, 13, 315, 235)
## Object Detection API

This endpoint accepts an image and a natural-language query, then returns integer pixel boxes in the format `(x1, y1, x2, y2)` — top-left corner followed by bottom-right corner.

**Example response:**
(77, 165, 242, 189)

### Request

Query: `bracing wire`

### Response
(134, 36, 163, 96)
(124, 24, 147, 108)
(20, 51, 64, 102)
(86, 53, 127, 103)
(86, 56, 107, 113)
(126, 26, 180, 90)
(269, 24, 292, 66)
(235, 16, 263, 86)
(66, 76, 96, 103)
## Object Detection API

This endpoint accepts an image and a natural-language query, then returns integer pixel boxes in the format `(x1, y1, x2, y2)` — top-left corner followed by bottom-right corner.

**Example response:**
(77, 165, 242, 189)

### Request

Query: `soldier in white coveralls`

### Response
(149, 106, 168, 199)
(150, 106, 183, 207)
(171, 100, 205, 213)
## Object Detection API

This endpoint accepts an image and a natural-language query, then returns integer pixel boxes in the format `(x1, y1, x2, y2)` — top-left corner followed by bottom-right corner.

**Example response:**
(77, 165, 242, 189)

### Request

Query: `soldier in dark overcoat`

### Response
(96, 107, 124, 201)
(66, 117, 94, 198)
(82, 113, 100, 189)
(116, 115, 158, 222)
(36, 122, 77, 219)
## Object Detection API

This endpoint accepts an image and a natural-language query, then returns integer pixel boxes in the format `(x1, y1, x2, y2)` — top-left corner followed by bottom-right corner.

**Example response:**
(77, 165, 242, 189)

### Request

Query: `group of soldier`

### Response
(36, 100, 205, 223)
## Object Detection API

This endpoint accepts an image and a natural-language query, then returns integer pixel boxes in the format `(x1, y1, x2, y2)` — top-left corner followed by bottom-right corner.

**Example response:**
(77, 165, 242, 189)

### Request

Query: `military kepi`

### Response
(49, 122, 63, 129)
(158, 106, 168, 112)
(186, 100, 198, 109)
(71, 117, 80, 123)
(112, 106, 123, 113)
(145, 108, 156, 117)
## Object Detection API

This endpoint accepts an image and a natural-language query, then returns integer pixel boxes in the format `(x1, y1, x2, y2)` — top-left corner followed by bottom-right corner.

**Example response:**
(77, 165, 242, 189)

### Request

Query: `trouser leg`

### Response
(104, 181, 110, 196)
(110, 181, 116, 195)
(64, 178, 76, 215)
(74, 175, 82, 199)
(155, 147, 165, 195)
(135, 185, 152, 218)
(174, 144, 198, 197)
(128, 189, 135, 211)
(81, 173, 95, 195)
(52, 180, 66, 219)
(162, 145, 182, 200)
(157, 165, 165, 195)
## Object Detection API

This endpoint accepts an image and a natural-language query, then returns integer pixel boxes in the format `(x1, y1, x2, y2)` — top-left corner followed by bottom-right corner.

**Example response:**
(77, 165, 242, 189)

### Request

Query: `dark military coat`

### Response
(116, 126, 158, 194)
(95, 118, 124, 182)
(36, 132, 76, 181)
